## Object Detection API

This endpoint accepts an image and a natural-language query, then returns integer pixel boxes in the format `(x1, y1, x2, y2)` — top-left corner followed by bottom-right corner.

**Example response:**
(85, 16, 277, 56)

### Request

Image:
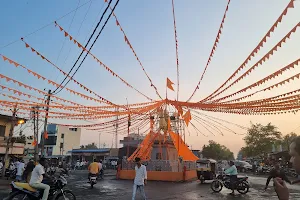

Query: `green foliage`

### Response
(242, 123, 282, 157)
(282, 132, 298, 151)
(201, 140, 234, 160)
(80, 143, 98, 149)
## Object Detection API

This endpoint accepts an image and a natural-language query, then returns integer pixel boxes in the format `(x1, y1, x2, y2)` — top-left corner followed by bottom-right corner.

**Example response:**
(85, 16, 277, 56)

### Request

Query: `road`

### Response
(1, 170, 300, 199)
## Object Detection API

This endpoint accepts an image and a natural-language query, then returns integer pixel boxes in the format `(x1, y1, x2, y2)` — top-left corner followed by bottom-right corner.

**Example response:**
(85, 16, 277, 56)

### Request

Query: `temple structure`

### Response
(118, 108, 199, 181)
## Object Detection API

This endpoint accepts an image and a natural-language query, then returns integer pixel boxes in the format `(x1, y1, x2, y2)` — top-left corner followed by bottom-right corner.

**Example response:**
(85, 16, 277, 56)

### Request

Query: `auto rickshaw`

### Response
(196, 159, 217, 183)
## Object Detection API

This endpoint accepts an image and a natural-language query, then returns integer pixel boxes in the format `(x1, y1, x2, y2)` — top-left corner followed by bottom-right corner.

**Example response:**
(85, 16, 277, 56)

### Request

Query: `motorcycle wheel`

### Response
(56, 190, 76, 200)
(210, 180, 223, 193)
(91, 182, 94, 189)
(5, 191, 30, 200)
(237, 181, 249, 194)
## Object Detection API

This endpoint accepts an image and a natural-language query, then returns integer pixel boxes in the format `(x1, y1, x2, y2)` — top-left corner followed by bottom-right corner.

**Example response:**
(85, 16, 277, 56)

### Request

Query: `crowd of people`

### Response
(3, 136, 300, 200)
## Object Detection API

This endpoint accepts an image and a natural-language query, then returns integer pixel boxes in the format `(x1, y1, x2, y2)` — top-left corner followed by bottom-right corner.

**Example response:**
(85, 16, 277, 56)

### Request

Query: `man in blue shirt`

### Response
(225, 161, 238, 195)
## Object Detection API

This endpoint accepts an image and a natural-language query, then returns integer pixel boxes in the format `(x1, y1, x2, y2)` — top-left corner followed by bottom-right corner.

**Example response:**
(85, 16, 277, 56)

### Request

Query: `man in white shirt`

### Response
(132, 157, 147, 200)
(0, 160, 3, 170)
(29, 158, 50, 200)
(98, 160, 103, 171)
(16, 159, 25, 181)
(15, 160, 20, 169)
(75, 160, 80, 170)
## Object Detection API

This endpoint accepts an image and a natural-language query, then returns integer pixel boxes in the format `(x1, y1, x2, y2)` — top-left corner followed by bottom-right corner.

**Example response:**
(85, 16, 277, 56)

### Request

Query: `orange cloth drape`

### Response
(169, 131, 198, 161)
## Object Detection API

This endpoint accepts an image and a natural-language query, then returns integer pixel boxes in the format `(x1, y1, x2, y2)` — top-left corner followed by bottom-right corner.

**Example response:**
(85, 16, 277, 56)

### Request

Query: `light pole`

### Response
(98, 132, 102, 149)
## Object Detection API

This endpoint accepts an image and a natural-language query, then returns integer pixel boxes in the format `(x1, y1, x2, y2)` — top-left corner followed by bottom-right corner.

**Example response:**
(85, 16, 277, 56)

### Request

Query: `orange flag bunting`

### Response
(32, 140, 37, 147)
(183, 110, 192, 126)
(166, 78, 174, 91)
(44, 131, 48, 139)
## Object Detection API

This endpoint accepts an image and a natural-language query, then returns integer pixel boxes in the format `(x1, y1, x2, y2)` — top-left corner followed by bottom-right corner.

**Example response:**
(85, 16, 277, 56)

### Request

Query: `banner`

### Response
(54, 22, 154, 102)
(187, 0, 231, 101)
(201, 0, 296, 102)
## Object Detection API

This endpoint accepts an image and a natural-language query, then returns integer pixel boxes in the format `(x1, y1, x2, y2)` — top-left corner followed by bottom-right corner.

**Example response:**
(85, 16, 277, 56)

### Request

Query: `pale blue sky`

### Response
(1, 0, 300, 155)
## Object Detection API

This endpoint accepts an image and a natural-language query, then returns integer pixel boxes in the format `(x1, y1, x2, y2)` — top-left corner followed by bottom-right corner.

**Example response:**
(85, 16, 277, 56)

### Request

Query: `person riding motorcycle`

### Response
(88, 159, 100, 180)
(23, 160, 35, 183)
(29, 157, 52, 200)
(225, 161, 238, 195)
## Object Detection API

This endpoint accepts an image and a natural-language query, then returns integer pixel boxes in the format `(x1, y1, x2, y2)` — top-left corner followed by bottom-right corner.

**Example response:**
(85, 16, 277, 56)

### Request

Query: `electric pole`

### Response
(115, 108, 118, 148)
(32, 106, 40, 162)
(1, 105, 17, 178)
(41, 89, 51, 157)
(126, 114, 131, 159)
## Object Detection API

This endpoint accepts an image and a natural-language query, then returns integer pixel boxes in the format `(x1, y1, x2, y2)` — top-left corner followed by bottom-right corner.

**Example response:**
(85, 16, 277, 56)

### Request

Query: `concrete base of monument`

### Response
(118, 169, 197, 182)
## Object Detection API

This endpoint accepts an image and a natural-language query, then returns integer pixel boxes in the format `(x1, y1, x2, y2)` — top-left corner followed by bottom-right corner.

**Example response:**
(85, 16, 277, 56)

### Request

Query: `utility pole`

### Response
(115, 108, 118, 149)
(126, 98, 130, 159)
(98, 132, 101, 148)
(126, 114, 131, 159)
(32, 106, 40, 162)
(41, 89, 51, 157)
(32, 108, 36, 161)
(1, 105, 17, 177)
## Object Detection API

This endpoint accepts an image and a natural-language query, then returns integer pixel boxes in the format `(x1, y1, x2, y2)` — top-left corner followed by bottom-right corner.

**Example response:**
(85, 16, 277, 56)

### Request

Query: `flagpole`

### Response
(166, 78, 168, 100)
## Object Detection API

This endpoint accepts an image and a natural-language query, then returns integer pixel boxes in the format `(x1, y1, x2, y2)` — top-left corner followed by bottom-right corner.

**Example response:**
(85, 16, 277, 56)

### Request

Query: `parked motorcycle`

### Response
(211, 174, 250, 194)
(90, 174, 97, 188)
(5, 168, 16, 180)
(48, 166, 56, 176)
(255, 166, 271, 175)
(4, 176, 75, 200)
(60, 168, 70, 178)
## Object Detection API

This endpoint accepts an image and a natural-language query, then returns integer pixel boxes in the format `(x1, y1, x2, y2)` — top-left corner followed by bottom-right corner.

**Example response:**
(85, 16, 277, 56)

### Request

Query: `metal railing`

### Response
(121, 160, 196, 172)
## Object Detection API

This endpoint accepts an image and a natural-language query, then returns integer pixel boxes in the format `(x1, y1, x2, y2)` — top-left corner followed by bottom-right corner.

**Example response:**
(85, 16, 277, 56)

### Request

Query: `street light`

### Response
(17, 119, 25, 124)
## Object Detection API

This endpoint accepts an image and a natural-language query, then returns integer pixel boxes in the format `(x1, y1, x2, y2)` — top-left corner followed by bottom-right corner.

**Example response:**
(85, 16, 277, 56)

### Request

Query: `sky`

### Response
(1, 0, 300, 156)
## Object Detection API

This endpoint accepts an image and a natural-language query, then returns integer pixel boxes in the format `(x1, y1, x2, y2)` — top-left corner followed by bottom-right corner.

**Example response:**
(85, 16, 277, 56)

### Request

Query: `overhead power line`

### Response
(53, 0, 116, 94)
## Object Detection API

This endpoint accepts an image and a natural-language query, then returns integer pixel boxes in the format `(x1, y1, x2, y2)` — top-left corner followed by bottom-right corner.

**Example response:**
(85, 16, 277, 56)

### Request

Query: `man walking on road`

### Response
(264, 163, 291, 191)
(16, 159, 25, 181)
(132, 157, 147, 200)
(274, 136, 300, 200)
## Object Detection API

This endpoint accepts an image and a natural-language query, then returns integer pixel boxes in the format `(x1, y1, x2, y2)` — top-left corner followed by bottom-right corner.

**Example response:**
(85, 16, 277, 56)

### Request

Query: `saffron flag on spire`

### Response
(167, 78, 174, 91)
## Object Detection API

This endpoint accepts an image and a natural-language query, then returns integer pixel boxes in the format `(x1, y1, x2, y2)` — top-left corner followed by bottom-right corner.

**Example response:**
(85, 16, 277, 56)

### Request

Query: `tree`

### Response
(80, 143, 98, 149)
(202, 140, 234, 160)
(238, 146, 253, 159)
(244, 123, 282, 157)
(282, 132, 298, 151)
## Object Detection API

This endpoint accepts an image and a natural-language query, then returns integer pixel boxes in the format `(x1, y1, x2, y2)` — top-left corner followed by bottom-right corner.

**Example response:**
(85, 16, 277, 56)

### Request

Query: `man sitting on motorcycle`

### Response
(29, 157, 51, 200)
(88, 159, 100, 180)
(225, 161, 238, 195)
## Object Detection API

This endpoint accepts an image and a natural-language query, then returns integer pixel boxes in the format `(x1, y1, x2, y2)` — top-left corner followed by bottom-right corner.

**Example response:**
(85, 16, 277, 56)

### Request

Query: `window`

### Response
(69, 128, 77, 132)
(0, 125, 6, 137)
(61, 133, 64, 139)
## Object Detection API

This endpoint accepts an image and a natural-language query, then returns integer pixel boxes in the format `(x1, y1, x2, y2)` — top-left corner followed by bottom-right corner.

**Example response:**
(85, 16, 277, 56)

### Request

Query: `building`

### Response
(70, 148, 119, 163)
(120, 133, 145, 148)
(43, 124, 81, 156)
(118, 133, 145, 159)
(0, 114, 26, 158)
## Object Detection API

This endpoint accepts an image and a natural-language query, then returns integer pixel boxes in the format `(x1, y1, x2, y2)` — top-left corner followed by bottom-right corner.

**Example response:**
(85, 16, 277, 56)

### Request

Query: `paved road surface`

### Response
(1, 170, 300, 199)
